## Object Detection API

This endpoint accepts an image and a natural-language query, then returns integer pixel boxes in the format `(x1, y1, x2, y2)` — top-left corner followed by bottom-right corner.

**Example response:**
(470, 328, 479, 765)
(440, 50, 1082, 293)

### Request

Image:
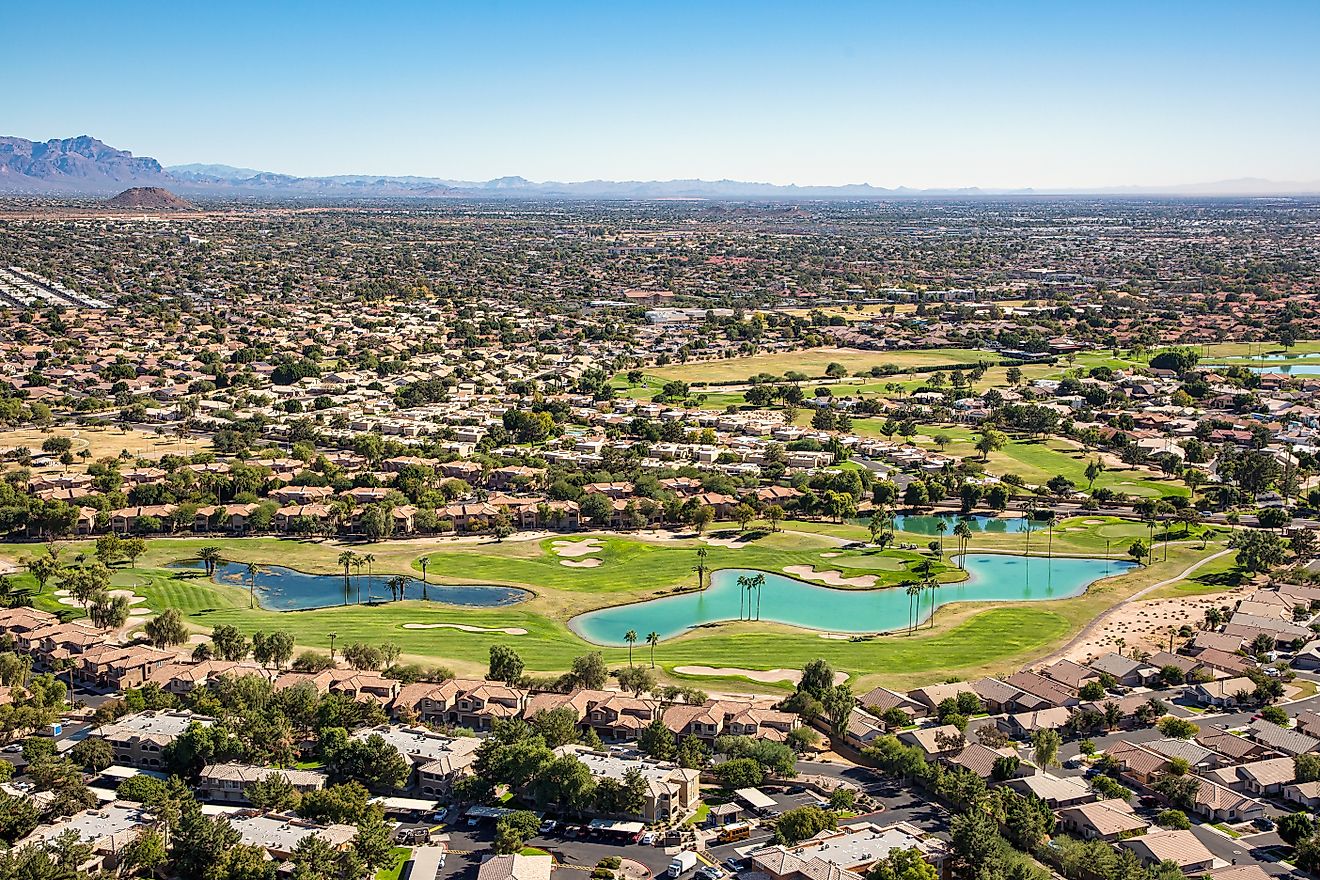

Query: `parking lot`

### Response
(437, 820, 676, 879)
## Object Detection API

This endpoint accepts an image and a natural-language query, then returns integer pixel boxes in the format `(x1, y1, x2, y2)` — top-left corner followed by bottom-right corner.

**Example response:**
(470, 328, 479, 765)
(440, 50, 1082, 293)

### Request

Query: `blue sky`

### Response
(5, 1, 1318, 187)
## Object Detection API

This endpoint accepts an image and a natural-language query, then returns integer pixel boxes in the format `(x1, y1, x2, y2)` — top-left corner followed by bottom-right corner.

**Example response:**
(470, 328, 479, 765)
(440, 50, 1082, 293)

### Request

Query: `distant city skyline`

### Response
(5, 0, 1319, 189)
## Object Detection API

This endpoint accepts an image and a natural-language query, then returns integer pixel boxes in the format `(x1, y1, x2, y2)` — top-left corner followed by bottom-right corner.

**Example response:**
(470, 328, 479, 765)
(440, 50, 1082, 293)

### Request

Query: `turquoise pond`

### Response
(170, 560, 531, 611)
(568, 555, 1135, 645)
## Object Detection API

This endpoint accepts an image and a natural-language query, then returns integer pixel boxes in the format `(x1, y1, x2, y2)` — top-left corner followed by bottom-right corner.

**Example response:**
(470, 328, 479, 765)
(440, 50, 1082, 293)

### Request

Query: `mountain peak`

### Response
(104, 186, 196, 210)
(0, 134, 166, 193)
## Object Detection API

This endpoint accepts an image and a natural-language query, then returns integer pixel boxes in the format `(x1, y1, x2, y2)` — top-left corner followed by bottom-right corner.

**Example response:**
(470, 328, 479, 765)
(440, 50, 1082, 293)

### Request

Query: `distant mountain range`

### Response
(3, 134, 1319, 199)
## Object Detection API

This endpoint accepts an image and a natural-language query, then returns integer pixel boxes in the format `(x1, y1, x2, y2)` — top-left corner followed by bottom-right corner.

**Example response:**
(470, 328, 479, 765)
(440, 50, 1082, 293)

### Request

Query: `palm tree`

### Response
(388, 575, 407, 601)
(198, 546, 223, 577)
(625, 630, 638, 666)
(935, 518, 948, 561)
(328, 632, 338, 662)
(646, 631, 660, 668)
(351, 556, 365, 604)
(419, 555, 430, 601)
(337, 550, 356, 606)
(905, 583, 922, 635)
(246, 561, 259, 610)
(1046, 515, 1059, 559)
(363, 553, 376, 601)
(753, 572, 765, 620)
(925, 577, 940, 628)
(693, 547, 709, 590)
(953, 521, 973, 570)
(868, 513, 884, 545)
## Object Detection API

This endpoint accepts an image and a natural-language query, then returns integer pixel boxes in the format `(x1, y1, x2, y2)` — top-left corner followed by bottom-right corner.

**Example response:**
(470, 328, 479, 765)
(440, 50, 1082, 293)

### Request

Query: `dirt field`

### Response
(0, 426, 207, 473)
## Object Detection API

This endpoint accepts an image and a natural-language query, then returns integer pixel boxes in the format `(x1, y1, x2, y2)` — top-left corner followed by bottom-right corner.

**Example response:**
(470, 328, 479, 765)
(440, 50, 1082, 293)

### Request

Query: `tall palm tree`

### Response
(925, 577, 940, 628)
(246, 561, 259, 609)
(351, 557, 365, 604)
(905, 583, 922, 635)
(363, 553, 376, 601)
(388, 575, 407, 601)
(198, 546, 222, 577)
(1046, 515, 1059, 559)
(935, 518, 948, 561)
(753, 572, 765, 620)
(693, 547, 709, 590)
(646, 631, 660, 668)
(328, 632, 338, 662)
(625, 630, 638, 666)
(418, 555, 429, 601)
(337, 550, 356, 606)
(953, 521, 972, 570)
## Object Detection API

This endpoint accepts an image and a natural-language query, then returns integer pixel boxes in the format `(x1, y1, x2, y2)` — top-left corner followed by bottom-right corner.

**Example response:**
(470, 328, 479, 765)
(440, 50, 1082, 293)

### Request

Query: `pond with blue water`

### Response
(171, 560, 531, 611)
(568, 554, 1134, 645)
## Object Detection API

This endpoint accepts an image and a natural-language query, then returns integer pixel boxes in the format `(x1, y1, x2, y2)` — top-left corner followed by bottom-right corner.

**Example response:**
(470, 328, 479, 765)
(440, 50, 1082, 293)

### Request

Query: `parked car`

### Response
(538, 820, 557, 835)
(641, 831, 658, 846)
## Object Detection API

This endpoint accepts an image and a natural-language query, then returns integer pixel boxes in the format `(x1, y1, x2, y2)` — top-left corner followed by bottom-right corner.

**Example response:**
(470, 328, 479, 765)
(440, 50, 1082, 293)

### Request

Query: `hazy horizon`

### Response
(5, 0, 1319, 189)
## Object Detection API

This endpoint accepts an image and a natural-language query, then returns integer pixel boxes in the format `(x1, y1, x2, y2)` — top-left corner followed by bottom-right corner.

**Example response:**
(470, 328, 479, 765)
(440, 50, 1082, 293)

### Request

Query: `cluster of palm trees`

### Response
(336, 550, 382, 604)
(623, 629, 662, 667)
(736, 573, 766, 620)
(904, 556, 941, 634)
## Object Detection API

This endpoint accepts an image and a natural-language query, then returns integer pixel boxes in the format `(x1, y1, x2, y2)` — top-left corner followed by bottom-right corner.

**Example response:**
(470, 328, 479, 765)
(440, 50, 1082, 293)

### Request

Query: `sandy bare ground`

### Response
(699, 536, 749, 550)
(401, 622, 528, 635)
(1046, 548, 1240, 664)
(54, 588, 146, 609)
(783, 565, 877, 588)
(674, 665, 849, 686)
(559, 558, 601, 568)
(551, 538, 604, 558)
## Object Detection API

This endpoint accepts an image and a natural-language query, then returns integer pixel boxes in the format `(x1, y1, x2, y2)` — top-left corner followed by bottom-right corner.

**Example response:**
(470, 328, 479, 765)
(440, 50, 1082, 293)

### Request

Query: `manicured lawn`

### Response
(0, 521, 1227, 690)
(376, 848, 411, 880)
(1144, 550, 1244, 600)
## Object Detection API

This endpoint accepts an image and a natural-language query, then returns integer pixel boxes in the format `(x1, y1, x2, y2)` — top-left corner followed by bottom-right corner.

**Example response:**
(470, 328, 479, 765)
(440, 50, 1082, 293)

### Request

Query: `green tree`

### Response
(1032, 728, 1061, 769)
(488, 644, 525, 684)
(493, 810, 542, 854)
(774, 805, 836, 844)
(145, 608, 189, 648)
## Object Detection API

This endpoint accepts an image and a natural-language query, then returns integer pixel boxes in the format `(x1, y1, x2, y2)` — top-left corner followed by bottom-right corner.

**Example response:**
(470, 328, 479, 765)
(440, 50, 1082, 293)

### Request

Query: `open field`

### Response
(0, 514, 1235, 691)
(638, 347, 999, 384)
(0, 426, 207, 474)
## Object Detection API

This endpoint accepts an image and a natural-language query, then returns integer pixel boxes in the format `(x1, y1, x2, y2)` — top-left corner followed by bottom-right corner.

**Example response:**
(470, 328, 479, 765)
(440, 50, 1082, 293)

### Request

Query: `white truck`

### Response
(668, 851, 699, 878)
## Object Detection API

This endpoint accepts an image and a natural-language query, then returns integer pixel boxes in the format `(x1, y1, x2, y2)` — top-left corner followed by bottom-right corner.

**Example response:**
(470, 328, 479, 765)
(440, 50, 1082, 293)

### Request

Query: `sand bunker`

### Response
(55, 588, 147, 609)
(560, 558, 602, 568)
(674, 665, 848, 685)
(820, 552, 840, 558)
(699, 536, 749, 549)
(551, 539, 604, 558)
(783, 565, 877, 588)
(401, 622, 528, 635)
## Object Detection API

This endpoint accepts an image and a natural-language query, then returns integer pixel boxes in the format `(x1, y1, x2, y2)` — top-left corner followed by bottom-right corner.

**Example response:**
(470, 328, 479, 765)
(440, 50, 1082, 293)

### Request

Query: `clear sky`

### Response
(5, 0, 1319, 188)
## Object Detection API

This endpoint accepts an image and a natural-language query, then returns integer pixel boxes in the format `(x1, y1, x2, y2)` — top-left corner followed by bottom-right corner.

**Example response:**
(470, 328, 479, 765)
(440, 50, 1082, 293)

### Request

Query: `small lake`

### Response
(170, 560, 531, 611)
(569, 554, 1134, 645)
(889, 513, 1030, 535)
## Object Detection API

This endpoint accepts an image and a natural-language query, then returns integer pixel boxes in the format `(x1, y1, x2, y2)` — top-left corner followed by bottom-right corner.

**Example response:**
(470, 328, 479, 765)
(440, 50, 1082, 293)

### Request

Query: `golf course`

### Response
(0, 514, 1237, 692)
